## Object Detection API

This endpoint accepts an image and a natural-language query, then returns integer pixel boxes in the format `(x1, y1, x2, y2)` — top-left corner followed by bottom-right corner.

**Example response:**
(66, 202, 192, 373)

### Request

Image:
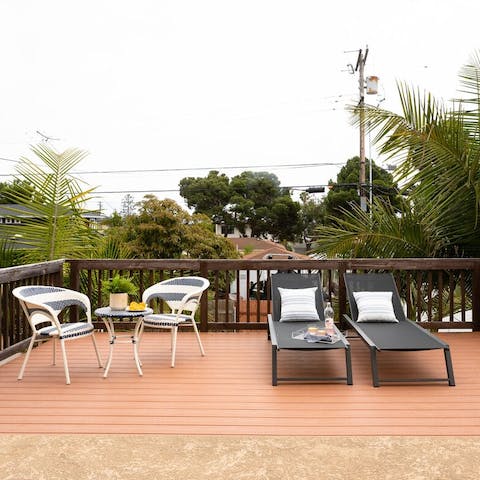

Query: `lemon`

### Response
(129, 301, 146, 311)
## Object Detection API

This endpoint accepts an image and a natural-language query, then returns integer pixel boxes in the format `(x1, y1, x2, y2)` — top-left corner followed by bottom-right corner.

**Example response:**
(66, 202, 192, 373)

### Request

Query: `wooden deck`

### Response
(0, 331, 479, 435)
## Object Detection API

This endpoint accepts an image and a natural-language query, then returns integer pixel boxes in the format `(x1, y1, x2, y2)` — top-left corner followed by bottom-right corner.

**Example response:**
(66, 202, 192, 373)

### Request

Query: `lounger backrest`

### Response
(270, 272, 325, 322)
(344, 273, 407, 322)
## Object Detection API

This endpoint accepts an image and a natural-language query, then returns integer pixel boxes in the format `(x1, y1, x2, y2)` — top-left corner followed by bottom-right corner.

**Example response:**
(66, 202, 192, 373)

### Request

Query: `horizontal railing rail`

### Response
(0, 260, 64, 360)
(2, 257, 479, 359)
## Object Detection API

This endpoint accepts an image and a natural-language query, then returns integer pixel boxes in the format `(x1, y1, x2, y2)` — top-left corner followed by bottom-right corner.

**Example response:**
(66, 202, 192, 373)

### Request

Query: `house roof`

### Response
(227, 237, 311, 260)
(0, 204, 105, 220)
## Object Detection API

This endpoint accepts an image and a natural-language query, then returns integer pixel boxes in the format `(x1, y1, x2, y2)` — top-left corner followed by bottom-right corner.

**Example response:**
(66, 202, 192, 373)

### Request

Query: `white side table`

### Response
(94, 307, 153, 378)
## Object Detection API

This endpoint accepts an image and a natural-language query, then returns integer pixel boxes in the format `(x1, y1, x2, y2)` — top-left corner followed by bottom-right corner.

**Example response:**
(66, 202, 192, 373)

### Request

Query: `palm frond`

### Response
(6, 144, 100, 261)
(312, 198, 451, 259)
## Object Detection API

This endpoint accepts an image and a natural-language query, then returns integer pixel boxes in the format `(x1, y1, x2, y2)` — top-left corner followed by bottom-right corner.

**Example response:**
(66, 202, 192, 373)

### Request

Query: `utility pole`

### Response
(355, 46, 368, 212)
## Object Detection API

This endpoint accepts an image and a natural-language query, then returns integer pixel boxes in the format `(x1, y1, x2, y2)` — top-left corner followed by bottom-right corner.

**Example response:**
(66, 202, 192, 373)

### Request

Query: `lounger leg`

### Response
(370, 347, 380, 387)
(345, 346, 353, 385)
(444, 347, 455, 386)
(60, 339, 71, 385)
(272, 346, 278, 386)
(18, 335, 36, 380)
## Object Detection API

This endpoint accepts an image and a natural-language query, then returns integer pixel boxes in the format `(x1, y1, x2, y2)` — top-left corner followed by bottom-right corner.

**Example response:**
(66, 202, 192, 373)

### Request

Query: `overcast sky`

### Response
(0, 0, 479, 214)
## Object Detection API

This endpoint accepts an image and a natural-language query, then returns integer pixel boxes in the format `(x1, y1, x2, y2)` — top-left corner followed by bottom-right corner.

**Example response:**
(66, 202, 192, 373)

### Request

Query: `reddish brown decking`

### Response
(0, 331, 479, 435)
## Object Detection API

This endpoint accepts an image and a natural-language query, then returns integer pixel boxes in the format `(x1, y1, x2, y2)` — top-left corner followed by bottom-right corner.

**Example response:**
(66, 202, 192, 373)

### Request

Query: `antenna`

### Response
(36, 130, 60, 143)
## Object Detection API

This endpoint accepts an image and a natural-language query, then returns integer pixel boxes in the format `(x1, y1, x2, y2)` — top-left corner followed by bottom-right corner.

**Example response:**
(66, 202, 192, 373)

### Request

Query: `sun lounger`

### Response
(268, 272, 352, 386)
(343, 273, 455, 387)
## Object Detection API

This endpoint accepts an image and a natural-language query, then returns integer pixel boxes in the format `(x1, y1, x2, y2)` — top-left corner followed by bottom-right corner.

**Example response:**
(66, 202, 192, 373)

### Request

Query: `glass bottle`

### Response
(324, 301, 334, 334)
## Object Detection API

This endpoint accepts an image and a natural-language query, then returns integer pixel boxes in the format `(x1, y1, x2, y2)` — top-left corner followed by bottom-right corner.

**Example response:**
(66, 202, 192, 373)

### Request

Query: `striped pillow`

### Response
(352, 291, 399, 323)
(278, 287, 320, 322)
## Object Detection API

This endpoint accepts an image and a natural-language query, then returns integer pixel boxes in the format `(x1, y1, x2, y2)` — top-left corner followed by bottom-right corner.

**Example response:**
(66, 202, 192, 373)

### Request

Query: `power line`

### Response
(71, 162, 345, 175)
(0, 161, 345, 178)
(96, 184, 329, 195)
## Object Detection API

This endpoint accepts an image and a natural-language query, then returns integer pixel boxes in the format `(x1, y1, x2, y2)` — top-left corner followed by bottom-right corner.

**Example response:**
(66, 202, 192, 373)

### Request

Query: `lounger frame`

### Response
(268, 273, 353, 386)
(344, 273, 455, 387)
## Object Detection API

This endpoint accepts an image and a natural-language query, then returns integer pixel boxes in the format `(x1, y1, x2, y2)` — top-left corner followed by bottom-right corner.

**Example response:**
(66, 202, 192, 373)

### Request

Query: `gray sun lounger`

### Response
(267, 272, 352, 386)
(343, 273, 455, 387)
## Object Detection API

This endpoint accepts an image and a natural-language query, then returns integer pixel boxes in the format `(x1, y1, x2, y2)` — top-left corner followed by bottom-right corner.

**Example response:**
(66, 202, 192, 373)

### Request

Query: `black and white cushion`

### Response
(352, 291, 399, 323)
(277, 286, 320, 322)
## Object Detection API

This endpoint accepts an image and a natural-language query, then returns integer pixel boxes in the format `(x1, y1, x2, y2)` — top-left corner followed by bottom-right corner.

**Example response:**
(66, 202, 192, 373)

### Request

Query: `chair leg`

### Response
(60, 339, 71, 385)
(171, 326, 178, 367)
(18, 334, 36, 380)
(91, 333, 103, 368)
(191, 320, 205, 356)
(52, 336, 56, 365)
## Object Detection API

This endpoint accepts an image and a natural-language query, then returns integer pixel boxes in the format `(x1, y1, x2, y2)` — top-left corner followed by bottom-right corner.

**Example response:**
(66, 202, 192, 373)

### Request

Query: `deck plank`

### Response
(0, 331, 479, 435)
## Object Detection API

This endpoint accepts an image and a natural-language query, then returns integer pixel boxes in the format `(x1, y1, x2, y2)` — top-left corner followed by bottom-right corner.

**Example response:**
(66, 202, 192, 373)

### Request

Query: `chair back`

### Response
(142, 276, 210, 314)
(344, 273, 407, 322)
(270, 272, 324, 322)
(12, 285, 91, 333)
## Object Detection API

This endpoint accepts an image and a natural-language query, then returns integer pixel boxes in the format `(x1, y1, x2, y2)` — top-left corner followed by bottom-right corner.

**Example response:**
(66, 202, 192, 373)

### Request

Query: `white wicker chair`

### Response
(137, 276, 209, 367)
(12, 285, 103, 384)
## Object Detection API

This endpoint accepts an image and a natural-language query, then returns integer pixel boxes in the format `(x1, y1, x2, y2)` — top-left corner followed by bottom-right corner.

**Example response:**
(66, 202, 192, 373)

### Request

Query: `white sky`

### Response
(0, 0, 479, 214)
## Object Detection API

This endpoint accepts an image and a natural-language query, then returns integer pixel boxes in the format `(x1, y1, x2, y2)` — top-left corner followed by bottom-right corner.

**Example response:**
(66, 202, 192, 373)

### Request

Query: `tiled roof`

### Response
(227, 237, 311, 260)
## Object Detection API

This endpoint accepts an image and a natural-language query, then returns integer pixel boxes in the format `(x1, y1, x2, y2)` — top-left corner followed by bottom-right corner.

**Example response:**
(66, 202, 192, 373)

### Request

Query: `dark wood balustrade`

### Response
(1, 257, 480, 360)
(0, 260, 64, 360)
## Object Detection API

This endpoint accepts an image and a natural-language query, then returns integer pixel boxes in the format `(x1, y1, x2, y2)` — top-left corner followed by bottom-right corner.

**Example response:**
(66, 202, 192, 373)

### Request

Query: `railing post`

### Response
(472, 267, 480, 332)
(338, 265, 347, 330)
(54, 260, 64, 288)
(69, 260, 79, 291)
(69, 260, 81, 322)
(199, 260, 209, 332)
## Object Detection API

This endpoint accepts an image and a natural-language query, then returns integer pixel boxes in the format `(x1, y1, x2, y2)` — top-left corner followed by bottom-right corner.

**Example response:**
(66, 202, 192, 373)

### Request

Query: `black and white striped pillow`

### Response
(353, 291, 399, 323)
(278, 287, 320, 322)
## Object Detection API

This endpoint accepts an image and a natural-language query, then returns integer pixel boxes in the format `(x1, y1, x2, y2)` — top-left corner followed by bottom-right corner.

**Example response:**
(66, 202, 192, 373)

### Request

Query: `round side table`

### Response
(94, 306, 153, 378)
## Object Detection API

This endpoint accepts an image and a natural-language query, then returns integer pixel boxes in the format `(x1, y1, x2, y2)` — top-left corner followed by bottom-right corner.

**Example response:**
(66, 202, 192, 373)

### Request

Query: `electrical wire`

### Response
(0, 161, 345, 177)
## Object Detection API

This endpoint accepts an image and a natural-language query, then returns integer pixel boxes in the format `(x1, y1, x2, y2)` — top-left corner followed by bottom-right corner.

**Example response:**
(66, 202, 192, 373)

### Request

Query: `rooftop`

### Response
(228, 237, 311, 260)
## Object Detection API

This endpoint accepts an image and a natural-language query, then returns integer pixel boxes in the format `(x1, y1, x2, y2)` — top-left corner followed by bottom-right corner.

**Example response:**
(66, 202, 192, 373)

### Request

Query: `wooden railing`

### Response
(0, 260, 64, 360)
(68, 258, 480, 332)
(2, 257, 480, 359)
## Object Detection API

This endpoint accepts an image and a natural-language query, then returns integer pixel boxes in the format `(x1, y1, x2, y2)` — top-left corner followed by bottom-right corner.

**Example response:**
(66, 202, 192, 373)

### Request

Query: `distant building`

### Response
(0, 204, 105, 230)
(227, 237, 308, 260)
(227, 237, 311, 299)
(214, 223, 254, 238)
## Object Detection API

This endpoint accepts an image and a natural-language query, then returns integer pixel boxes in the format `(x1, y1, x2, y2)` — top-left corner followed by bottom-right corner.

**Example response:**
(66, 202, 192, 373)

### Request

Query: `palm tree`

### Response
(3, 144, 100, 262)
(313, 50, 480, 259)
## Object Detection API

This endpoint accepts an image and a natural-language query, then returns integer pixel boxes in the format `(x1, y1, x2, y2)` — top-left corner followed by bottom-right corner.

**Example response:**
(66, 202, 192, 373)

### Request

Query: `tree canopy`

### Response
(180, 170, 301, 241)
(322, 156, 400, 220)
(105, 195, 240, 259)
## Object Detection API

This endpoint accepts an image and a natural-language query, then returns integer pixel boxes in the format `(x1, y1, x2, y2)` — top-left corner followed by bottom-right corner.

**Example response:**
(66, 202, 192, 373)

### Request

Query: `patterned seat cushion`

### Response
(142, 313, 192, 328)
(38, 322, 94, 340)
